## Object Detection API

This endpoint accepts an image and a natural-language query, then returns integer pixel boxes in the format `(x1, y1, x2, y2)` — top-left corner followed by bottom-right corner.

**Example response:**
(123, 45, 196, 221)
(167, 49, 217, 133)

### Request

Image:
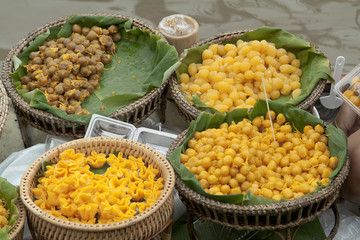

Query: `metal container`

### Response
(132, 127, 177, 157)
(85, 115, 178, 156)
(84, 114, 136, 139)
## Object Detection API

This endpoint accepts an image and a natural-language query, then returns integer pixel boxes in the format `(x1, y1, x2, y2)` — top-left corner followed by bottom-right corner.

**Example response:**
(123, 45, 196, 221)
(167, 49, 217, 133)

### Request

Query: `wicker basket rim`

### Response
(175, 162, 347, 212)
(8, 199, 26, 239)
(169, 129, 349, 213)
(1, 13, 171, 127)
(171, 29, 327, 118)
(20, 137, 175, 231)
(0, 81, 8, 137)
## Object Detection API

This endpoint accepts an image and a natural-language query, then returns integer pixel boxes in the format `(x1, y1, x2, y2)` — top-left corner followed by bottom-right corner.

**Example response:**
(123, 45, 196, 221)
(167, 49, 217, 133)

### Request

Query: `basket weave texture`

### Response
(20, 137, 175, 240)
(1, 13, 173, 139)
(0, 81, 8, 138)
(167, 129, 349, 231)
(8, 199, 26, 240)
(169, 30, 327, 122)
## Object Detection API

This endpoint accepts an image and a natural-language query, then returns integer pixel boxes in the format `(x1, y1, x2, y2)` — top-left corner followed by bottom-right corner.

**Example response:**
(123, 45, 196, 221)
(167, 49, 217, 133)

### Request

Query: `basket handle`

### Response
(325, 203, 340, 240)
(187, 211, 199, 240)
(273, 203, 340, 240)
(147, 218, 173, 240)
(27, 215, 38, 240)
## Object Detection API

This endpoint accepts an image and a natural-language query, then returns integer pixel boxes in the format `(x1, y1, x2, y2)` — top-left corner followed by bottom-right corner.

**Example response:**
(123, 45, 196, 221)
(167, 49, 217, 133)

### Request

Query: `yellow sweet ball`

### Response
(220, 184, 231, 194)
(292, 88, 302, 99)
(208, 186, 221, 195)
(188, 63, 198, 76)
(202, 49, 214, 60)
(262, 188, 274, 199)
(207, 174, 219, 185)
(199, 179, 210, 189)
(279, 55, 290, 65)
(328, 157, 338, 169)
(213, 104, 229, 113)
(208, 44, 218, 55)
(282, 188, 294, 199)
(280, 84, 292, 95)
(180, 73, 190, 84)
(180, 112, 336, 201)
(290, 81, 301, 90)
(181, 40, 301, 112)
(270, 90, 281, 99)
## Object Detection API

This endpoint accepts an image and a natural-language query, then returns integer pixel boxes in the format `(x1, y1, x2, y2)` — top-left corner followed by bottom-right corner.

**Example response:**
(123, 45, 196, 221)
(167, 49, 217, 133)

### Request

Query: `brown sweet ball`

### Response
(22, 24, 120, 115)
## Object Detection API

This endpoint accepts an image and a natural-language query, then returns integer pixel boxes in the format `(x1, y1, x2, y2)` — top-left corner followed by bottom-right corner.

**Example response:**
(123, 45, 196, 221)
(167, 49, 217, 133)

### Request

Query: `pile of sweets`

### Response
(180, 40, 302, 112)
(33, 149, 164, 224)
(181, 111, 338, 201)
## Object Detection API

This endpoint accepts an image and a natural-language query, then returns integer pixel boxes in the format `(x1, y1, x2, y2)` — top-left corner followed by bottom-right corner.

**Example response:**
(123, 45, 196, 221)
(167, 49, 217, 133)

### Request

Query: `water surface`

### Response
(1, 0, 359, 72)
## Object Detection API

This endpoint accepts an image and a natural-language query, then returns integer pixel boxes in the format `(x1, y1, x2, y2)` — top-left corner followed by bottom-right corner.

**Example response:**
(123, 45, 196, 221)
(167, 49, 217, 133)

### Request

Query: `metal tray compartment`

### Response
(133, 127, 177, 156)
(85, 114, 136, 139)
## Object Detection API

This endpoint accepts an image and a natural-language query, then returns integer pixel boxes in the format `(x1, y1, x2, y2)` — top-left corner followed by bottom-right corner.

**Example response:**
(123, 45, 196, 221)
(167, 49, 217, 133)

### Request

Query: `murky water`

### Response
(1, 0, 359, 72)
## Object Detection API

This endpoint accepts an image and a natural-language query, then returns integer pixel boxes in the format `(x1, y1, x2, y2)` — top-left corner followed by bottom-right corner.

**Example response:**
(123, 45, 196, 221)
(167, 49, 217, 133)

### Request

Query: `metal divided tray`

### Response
(84, 114, 136, 139)
(132, 127, 177, 156)
(84, 114, 177, 156)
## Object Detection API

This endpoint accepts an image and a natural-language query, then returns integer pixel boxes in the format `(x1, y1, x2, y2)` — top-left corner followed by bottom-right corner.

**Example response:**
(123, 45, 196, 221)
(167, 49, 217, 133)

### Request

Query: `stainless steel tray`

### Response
(84, 114, 136, 139)
(132, 127, 177, 156)
(85, 114, 178, 157)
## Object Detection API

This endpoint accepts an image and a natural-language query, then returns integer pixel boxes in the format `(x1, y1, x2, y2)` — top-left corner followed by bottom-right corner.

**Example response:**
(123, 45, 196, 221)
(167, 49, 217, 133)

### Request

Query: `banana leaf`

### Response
(10, 14, 180, 124)
(176, 26, 333, 113)
(172, 213, 326, 240)
(0, 178, 19, 240)
(168, 99, 347, 205)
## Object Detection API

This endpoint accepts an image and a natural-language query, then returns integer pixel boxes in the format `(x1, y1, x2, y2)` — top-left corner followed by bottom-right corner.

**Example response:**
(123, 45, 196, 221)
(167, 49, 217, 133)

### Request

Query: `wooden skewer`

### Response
(262, 76, 276, 142)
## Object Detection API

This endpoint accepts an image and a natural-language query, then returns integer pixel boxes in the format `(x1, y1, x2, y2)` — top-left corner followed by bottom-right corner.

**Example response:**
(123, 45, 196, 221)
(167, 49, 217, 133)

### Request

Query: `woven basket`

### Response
(167, 129, 349, 238)
(8, 199, 26, 240)
(169, 30, 327, 122)
(20, 137, 175, 240)
(1, 13, 174, 139)
(0, 81, 8, 138)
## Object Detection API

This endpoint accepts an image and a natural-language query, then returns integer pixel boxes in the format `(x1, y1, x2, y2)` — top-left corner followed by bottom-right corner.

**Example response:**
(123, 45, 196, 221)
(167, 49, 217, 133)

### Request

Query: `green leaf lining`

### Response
(10, 14, 180, 124)
(168, 99, 347, 205)
(176, 26, 333, 112)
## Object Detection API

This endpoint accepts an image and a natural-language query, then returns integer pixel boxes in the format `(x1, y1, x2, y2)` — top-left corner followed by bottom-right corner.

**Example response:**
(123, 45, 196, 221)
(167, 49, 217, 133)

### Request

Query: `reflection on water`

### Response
(0, 0, 359, 72)
(134, 0, 177, 25)
(133, 0, 360, 73)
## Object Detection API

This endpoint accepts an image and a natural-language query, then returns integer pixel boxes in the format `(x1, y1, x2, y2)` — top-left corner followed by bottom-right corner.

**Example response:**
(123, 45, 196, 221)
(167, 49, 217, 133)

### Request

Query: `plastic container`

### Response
(334, 64, 360, 115)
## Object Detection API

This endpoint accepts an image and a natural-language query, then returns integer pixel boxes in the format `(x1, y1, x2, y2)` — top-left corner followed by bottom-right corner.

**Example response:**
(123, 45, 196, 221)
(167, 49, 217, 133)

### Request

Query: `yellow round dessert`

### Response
(180, 40, 303, 112)
(180, 112, 337, 200)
